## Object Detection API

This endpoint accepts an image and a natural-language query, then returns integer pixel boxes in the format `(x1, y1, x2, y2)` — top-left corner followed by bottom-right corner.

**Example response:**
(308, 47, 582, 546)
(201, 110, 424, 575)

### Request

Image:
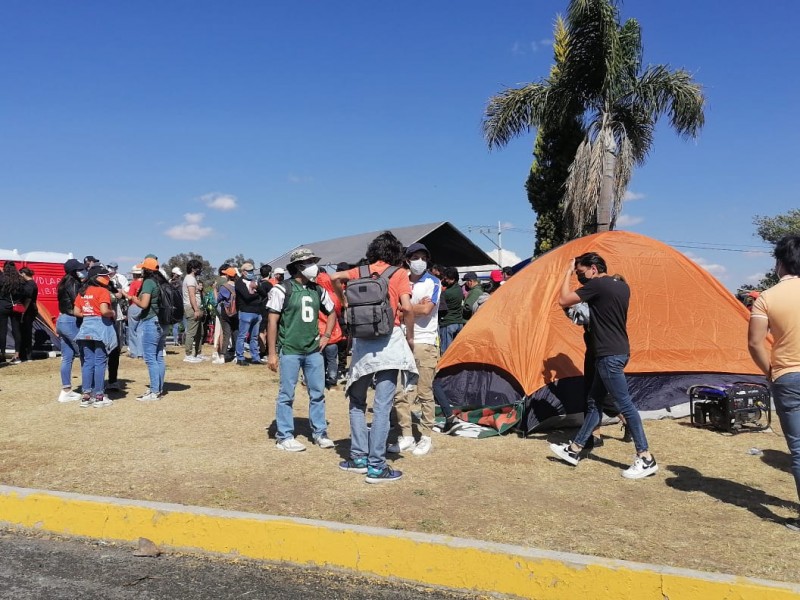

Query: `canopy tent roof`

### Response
(268, 222, 495, 269)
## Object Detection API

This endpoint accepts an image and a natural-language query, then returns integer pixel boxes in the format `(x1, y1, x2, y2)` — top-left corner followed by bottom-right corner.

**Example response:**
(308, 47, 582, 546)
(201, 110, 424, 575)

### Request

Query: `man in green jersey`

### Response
(267, 248, 336, 452)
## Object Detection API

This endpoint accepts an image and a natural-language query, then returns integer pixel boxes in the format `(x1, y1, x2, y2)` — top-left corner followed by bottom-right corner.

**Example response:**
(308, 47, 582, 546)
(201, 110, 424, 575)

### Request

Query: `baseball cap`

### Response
(222, 267, 237, 278)
(288, 248, 320, 265)
(64, 259, 84, 274)
(171, 267, 183, 276)
(107, 261, 119, 270)
(490, 269, 503, 283)
(131, 264, 143, 275)
(405, 242, 429, 258)
(462, 271, 478, 282)
(141, 257, 159, 271)
(83, 255, 98, 264)
(274, 267, 285, 275)
(240, 262, 255, 272)
(88, 265, 110, 278)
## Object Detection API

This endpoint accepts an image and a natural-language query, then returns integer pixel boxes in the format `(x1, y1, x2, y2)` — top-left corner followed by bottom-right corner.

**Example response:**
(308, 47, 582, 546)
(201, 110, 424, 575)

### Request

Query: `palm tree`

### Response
(484, 0, 705, 234)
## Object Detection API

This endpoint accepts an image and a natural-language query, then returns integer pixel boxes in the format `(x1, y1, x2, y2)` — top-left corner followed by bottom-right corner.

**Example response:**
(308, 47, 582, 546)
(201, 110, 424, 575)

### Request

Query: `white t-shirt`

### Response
(182, 274, 197, 306)
(409, 272, 441, 346)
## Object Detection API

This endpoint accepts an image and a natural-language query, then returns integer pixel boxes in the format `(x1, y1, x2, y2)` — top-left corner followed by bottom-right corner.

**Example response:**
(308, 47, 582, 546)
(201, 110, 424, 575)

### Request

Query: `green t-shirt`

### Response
(439, 284, 466, 326)
(277, 281, 324, 355)
(140, 278, 161, 321)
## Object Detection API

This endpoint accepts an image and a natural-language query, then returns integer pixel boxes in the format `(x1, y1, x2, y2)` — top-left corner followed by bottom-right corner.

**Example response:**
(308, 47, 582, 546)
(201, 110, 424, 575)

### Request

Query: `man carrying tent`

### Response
(550, 252, 658, 479)
(748, 235, 800, 532)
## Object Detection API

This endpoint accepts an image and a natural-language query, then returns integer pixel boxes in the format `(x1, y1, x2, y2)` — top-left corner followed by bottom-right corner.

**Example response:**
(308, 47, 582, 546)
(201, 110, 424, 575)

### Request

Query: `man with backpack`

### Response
(214, 266, 238, 364)
(331, 231, 417, 483)
(266, 248, 336, 452)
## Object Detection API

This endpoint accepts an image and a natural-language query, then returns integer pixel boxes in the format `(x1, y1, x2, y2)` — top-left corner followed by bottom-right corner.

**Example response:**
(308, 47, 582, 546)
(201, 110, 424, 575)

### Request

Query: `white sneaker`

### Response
(621, 455, 658, 479)
(136, 392, 161, 402)
(212, 356, 225, 364)
(93, 397, 113, 408)
(79, 396, 93, 408)
(387, 436, 416, 454)
(276, 438, 306, 452)
(314, 436, 335, 449)
(412, 436, 432, 456)
(57, 390, 81, 403)
(183, 355, 202, 363)
(211, 352, 220, 361)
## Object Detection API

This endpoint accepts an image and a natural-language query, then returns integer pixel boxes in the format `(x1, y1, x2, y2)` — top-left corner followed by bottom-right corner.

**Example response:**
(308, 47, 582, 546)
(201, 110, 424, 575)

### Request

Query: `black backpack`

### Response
(157, 281, 184, 326)
(345, 265, 399, 339)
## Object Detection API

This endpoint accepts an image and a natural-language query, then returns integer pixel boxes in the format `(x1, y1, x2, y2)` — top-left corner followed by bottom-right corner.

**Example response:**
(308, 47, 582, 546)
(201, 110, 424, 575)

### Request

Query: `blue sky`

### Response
(1, 1, 796, 290)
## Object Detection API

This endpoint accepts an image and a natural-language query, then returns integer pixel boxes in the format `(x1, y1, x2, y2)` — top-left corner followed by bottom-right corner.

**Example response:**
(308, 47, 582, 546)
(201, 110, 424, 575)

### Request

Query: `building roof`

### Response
(268, 222, 496, 269)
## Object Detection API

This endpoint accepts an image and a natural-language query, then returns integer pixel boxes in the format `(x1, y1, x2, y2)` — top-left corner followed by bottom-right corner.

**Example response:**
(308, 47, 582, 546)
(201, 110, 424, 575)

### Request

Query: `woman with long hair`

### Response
(0, 261, 27, 365)
(55, 259, 87, 402)
(124, 256, 167, 401)
(74, 265, 117, 408)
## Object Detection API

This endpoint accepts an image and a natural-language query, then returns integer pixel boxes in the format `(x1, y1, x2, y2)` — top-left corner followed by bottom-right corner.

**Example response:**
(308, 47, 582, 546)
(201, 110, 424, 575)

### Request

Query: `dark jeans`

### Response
(107, 323, 121, 383)
(432, 378, 455, 419)
(572, 354, 649, 453)
(19, 310, 37, 360)
(219, 315, 238, 362)
(322, 343, 338, 386)
(772, 372, 800, 505)
(0, 310, 21, 359)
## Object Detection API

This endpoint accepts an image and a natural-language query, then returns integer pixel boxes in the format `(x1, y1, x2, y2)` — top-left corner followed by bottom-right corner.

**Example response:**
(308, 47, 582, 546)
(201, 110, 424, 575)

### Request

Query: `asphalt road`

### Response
(0, 529, 491, 600)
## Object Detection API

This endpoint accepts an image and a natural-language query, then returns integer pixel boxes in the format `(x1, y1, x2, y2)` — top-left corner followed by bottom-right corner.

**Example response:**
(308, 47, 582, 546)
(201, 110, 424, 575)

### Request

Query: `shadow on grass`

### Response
(761, 449, 793, 474)
(664, 464, 794, 524)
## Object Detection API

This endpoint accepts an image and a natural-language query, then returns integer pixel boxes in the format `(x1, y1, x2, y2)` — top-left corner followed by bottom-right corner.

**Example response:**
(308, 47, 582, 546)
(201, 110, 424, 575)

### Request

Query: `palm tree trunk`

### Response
(596, 131, 616, 232)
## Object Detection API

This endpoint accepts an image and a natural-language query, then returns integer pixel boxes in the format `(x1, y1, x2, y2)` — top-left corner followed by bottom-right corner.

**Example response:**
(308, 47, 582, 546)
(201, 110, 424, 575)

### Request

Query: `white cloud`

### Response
(288, 173, 313, 184)
(539, 38, 552, 46)
(684, 251, 727, 278)
(202, 193, 238, 211)
(487, 248, 522, 268)
(745, 272, 767, 284)
(623, 190, 645, 202)
(616, 214, 644, 227)
(165, 213, 213, 241)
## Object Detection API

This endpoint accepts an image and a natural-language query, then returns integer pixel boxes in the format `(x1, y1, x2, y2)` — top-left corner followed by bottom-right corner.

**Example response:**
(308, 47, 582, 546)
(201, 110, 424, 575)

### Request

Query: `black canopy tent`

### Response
(268, 222, 496, 269)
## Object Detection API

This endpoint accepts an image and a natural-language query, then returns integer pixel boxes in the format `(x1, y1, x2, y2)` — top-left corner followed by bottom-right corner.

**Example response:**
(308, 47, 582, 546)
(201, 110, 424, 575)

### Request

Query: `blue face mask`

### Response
(243, 271, 255, 281)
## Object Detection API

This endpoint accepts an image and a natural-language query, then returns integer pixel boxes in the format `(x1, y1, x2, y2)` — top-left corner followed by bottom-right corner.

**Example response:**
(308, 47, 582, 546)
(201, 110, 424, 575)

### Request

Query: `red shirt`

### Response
(75, 286, 111, 317)
(128, 279, 143, 298)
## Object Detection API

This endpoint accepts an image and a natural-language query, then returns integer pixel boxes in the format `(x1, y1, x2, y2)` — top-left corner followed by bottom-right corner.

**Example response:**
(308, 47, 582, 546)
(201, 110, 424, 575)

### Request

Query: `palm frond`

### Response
(610, 104, 654, 164)
(617, 19, 643, 82)
(483, 83, 550, 150)
(612, 133, 635, 227)
(563, 133, 605, 234)
(564, 0, 622, 101)
(634, 66, 705, 137)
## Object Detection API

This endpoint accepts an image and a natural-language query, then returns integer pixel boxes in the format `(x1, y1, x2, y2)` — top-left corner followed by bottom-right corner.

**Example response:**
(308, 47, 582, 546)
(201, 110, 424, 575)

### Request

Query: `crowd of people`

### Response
(3, 231, 800, 528)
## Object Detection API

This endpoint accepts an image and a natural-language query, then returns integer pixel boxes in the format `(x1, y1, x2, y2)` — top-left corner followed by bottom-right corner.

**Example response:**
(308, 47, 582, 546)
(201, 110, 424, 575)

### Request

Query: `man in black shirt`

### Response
(550, 252, 658, 479)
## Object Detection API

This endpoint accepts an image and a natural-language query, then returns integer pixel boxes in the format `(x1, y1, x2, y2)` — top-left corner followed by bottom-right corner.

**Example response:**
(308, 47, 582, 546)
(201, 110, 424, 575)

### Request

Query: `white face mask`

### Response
(300, 264, 319, 281)
(409, 259, 427, 276)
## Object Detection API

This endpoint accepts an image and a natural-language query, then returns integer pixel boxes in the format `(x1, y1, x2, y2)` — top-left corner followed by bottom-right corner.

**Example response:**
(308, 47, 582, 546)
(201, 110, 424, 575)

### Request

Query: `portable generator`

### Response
(688, 382, 771, 433)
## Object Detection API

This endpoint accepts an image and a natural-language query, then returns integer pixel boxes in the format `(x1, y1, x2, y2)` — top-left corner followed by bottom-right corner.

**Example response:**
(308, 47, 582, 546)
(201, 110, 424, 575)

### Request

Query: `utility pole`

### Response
(497, 220, 504, 267)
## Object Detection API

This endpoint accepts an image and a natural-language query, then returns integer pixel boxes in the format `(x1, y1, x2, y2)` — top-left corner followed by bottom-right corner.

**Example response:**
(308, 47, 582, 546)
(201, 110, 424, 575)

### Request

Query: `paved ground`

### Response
(0, 529, 490, 600)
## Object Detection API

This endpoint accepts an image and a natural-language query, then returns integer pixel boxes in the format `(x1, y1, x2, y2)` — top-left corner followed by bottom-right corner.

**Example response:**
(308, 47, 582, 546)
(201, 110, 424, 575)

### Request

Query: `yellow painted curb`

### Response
(0, 485, 797, 599)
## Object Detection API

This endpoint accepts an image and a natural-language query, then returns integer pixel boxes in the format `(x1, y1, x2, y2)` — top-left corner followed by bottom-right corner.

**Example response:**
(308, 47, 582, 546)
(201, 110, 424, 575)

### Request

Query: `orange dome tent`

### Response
(435, 231, 765, 432)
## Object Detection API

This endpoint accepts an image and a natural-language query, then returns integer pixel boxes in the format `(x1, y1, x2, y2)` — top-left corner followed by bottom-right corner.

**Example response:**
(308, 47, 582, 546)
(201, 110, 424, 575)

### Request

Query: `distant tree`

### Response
(737, 209, 799, 291)
(484, 0, 705, 235)
(165, 252, 215, 284)
(526, 17, 586, 256)
(753, 209, 800, 244)
(222, 253, 254, 268)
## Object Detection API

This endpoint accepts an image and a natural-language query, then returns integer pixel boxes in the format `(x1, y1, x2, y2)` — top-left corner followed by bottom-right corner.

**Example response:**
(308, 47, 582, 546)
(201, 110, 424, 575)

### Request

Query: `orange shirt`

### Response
(345, 261, 411, 326)
(128, 279, 143, 298)
(316, 271, 343, 343)
(75, 286, 111, 317)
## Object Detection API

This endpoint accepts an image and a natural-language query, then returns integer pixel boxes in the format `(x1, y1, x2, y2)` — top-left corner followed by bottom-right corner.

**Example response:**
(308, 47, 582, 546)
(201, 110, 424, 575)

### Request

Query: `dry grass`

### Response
(0, 347, 798, 584)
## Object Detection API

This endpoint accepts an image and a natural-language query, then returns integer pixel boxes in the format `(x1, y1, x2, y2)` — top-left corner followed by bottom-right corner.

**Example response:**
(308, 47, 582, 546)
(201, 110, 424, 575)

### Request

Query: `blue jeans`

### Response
(56, 314, 81, 388)
(141, 318, 166, 394)
(573, 355, 649, 454)
(79, 340, 107, 396)
(276, 351, 327, 441)
(772, 372, 800, 504)
(236, 312, 261, 362)
(323, 343, 338, 385)
(127, 313, 143, 358)
(348, 370, 398, 470)
(439, 323, 463, 355)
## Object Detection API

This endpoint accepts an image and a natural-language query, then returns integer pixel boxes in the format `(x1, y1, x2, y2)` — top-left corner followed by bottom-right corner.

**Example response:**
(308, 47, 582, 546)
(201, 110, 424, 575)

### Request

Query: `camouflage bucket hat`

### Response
(288, 247, 320, 265)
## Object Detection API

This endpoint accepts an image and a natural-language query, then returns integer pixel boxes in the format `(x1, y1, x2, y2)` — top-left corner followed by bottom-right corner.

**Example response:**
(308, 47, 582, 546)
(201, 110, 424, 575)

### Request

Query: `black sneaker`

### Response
(585, 435, 603, 451)
(339, 458, 368, 474)
(364, 466, 403, 483)
(549, 442, 581, 466)
(786, 518, 800, 532)
(236, 360, 249, 367)
(440, 416, 464, 435)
